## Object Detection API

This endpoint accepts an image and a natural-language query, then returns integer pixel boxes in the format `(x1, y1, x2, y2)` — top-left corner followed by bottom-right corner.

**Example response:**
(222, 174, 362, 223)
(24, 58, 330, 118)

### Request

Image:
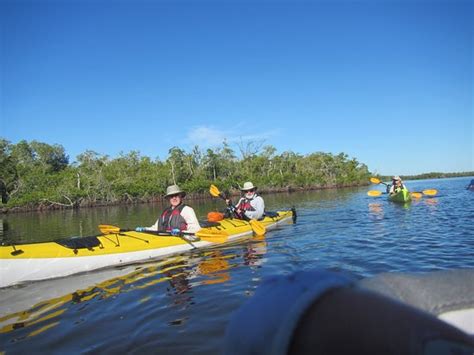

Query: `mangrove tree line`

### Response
(0, 138, 371, 211)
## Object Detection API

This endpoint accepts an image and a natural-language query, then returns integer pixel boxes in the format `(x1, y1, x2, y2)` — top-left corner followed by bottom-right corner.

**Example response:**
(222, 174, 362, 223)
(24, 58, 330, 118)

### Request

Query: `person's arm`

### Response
(233, 198, 245, 218)
(234, 197, 243, 209)
(224, 270, 474, 355)
(289, 286, 474, 355)
(145, 219, 160, 231)
(181, 206, 201, 233)
(244, 196, 265, 220)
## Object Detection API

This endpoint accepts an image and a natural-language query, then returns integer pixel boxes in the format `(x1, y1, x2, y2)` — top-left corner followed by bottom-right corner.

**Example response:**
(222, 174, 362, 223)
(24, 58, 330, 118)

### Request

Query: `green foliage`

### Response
(377, 171, 474, 182)
(402, 172, 474, 180)
(0, 138, 372, 210)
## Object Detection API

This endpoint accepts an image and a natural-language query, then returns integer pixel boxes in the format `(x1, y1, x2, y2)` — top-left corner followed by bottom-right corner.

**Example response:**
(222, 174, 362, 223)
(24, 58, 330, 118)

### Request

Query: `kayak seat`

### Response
(56, 236, 101, 250)
(199, 221, 221, 228)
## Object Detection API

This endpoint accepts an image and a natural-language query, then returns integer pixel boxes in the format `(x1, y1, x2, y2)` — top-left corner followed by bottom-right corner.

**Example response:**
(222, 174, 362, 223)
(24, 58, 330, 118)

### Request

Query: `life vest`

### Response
(389, 183, 406, 194)
(158, 204, 187, 231)
(239, 194, 259, 212)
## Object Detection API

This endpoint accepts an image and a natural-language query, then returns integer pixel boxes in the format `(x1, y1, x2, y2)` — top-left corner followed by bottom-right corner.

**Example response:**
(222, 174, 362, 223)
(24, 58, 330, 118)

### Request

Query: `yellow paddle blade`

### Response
(195, 229, 229, 243)
(249, 219, 266, 236)
(367, 190, 383, 197)
(423, 189, 438, 196)
(370, 177, 382, 184)
(209, 184, 221, 198)
(99, 224, 121, 234)
(411, 192, 422, 199)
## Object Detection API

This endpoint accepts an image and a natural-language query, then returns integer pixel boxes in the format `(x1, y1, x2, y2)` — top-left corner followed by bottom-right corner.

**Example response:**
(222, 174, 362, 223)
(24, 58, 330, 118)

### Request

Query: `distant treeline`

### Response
(0, 138, 371, 212)
(379, 171, 474, 181)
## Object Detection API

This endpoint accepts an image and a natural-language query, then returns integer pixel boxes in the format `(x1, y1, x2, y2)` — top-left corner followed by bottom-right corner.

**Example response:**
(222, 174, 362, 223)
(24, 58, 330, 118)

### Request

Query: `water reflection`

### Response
(0, 248, 240, 341)
(243, 235, 268, 267)
(197, 252, 231, 285)
(368, 203, 384, 220)
(424, 198, 438, 208)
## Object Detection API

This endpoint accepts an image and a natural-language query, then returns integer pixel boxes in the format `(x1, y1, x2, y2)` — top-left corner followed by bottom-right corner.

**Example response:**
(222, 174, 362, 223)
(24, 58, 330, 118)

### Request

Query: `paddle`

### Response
(209, 184, 266, 236)
(367, 190, 383, 197)
(367, 189, 437, 198)
(98, 224, 229, 244)
(411, 189, 438, 197)
(370, 177, 389, 186)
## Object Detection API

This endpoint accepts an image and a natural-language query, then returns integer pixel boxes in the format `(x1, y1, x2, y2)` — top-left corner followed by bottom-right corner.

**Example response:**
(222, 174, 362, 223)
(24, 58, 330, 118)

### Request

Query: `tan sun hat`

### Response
(240, 181, 257, 191)
(392, 176, 401, 181)
(164, 184, 186, 198)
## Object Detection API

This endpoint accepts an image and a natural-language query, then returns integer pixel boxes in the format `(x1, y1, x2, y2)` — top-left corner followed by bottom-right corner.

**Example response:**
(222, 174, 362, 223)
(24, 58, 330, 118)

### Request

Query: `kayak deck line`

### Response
(0, 210, 295, 288)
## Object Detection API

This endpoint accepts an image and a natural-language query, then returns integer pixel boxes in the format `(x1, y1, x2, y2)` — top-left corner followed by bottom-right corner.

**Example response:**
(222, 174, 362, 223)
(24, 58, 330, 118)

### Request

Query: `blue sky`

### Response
(1, 0, 472, 176)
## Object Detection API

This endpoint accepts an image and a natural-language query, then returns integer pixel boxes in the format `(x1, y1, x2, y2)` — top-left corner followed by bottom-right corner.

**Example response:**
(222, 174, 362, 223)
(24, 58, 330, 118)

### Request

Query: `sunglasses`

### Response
(167, 194, 182, 199)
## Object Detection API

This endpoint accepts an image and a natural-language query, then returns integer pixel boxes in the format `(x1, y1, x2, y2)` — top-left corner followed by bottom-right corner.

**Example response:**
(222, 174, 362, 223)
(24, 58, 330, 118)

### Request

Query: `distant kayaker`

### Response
(467, 179, 474, 191)
(135, 184, 201, 236)
(226, 182, 265, 220)
(388, 176, 407, 194)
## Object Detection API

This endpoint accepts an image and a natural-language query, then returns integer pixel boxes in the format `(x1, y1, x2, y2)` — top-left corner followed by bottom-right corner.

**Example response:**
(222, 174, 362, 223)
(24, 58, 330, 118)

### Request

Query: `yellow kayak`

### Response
(0, 210, 295, 288)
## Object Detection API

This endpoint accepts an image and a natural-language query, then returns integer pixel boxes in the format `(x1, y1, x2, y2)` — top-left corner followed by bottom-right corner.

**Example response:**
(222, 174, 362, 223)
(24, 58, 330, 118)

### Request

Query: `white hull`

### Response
(1, 215, 292, 288)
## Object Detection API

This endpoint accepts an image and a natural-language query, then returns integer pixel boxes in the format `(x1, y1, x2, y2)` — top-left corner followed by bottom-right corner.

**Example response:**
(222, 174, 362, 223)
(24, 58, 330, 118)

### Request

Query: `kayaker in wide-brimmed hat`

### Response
(389, 176, 407, 194)
(164, 184, 186, 198)
(225, 181, 265, 220)
(135, 184, 200, 236)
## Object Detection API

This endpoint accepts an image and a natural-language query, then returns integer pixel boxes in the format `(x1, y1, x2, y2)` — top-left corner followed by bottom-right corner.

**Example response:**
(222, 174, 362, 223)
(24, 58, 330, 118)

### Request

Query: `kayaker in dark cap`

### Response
(136, 184, 200, 236)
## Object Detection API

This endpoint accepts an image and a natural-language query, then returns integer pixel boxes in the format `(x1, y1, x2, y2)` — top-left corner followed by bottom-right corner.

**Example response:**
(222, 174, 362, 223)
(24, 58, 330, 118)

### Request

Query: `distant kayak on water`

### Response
(388, 188, 412, 203)
(368, 177, 438, 201)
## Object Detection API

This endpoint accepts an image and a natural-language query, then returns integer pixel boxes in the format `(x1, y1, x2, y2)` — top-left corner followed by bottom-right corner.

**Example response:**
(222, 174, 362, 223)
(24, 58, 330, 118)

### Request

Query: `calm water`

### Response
(1, 177, 473, 353)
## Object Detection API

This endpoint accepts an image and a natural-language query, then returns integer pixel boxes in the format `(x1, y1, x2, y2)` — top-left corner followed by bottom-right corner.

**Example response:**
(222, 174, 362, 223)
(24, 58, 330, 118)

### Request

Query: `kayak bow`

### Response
(388, 188, 412, 203)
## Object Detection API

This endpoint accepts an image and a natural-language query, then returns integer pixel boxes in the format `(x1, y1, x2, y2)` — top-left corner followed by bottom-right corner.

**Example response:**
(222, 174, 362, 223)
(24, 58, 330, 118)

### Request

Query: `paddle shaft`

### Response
(214, 189, 248, 220)
(115, 229, 197, 247)
(122, 229, 196, 236)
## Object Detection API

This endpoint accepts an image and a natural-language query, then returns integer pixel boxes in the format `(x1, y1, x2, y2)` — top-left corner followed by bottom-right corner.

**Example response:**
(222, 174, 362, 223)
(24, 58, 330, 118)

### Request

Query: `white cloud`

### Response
(187, 126, 228, 146)
(186, 125, 280, 150)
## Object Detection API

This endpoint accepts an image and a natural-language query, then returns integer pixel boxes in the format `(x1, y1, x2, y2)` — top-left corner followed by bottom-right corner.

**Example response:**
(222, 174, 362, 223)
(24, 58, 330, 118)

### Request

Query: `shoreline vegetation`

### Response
(381, 172, 474, 181)
(1, 139, 472, 214)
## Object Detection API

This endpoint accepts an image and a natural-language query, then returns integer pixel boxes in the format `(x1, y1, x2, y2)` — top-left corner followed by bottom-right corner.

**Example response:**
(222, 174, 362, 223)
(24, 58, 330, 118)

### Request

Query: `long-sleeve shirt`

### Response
(146, 205, 201, 233)
(236, 195, 265, 220)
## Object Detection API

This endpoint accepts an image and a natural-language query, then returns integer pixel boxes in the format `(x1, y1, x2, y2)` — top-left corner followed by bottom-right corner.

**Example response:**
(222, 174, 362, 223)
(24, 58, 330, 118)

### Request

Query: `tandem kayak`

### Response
(0, 210, 296, 288)
(388, 188, 411, 203)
